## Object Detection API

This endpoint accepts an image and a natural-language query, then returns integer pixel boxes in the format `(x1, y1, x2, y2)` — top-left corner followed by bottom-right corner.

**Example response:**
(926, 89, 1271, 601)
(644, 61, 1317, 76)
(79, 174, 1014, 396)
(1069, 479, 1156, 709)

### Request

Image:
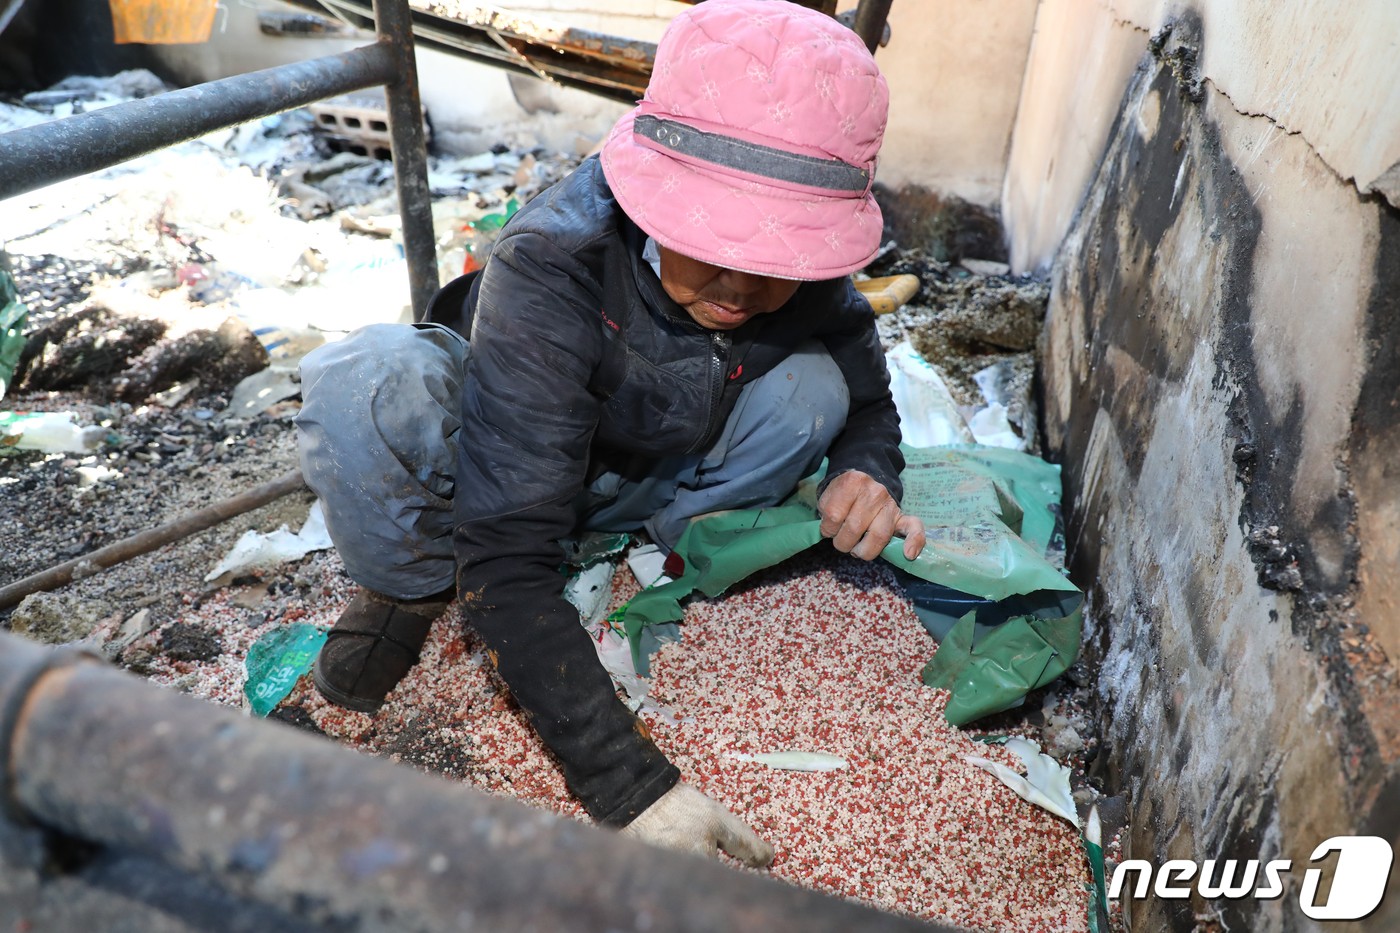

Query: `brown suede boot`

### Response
(313, 586, 454, 713)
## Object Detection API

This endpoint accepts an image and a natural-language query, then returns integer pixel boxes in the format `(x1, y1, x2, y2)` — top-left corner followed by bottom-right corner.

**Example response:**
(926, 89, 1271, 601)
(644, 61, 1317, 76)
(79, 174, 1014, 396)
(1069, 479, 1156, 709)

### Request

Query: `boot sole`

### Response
(312, 652, 387, 714)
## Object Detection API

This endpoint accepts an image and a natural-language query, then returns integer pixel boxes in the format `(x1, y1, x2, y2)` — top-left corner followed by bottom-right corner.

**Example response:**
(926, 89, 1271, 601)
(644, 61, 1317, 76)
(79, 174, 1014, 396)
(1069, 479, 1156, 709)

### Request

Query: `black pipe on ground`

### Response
(0, 470, 306, 611)
(0, 634, 945, 932)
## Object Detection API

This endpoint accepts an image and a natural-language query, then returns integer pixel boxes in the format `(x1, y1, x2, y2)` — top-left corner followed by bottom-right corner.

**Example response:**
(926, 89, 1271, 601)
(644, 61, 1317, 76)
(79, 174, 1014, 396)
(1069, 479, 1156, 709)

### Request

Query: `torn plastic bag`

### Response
(620, 444, 1081, 725)
(205, 501, 334, 586)
(920, 601, 1082, 725)
(884, 341, 975, 447)
(964, 735, 1077, 826)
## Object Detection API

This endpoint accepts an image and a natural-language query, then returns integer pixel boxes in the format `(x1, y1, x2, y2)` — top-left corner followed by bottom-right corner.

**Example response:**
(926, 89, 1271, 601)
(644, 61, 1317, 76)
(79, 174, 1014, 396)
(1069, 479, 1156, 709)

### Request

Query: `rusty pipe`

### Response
(0, 470, 306, 611)
(852, 0, 895, 53)
(0, 634, 944, 932)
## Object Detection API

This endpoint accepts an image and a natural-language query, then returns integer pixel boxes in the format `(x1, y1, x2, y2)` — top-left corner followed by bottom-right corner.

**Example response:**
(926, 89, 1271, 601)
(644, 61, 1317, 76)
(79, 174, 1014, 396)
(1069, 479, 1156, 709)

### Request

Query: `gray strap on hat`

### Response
(634, 114, 869, 194)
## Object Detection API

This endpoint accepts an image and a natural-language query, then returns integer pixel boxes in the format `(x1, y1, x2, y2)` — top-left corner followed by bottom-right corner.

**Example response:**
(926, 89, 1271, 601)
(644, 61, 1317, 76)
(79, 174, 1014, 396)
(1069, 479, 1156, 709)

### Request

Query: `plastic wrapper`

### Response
(205, 501, 334, 586)
(885, 341, 975, 447)
(243, 622, 328, 717)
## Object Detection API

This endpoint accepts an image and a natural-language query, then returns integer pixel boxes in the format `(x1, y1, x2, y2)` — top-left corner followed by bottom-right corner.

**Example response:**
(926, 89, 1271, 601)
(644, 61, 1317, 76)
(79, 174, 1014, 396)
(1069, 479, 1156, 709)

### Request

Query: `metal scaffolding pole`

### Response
(374, 0, 440, 320)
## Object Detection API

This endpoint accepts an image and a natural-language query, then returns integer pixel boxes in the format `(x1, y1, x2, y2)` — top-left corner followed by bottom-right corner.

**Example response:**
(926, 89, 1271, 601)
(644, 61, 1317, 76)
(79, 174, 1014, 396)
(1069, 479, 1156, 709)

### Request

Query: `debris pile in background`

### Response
(870, 251, 1048, 453)
(0, 69, 580, 375)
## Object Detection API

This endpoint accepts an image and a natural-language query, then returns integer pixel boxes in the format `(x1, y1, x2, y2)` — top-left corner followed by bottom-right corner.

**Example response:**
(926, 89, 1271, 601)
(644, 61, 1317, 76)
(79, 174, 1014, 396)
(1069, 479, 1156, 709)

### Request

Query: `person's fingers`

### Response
(823, 479, 879, 546)
(817, 481, 855, 538)
(852, 501, 900, 560)
(831, 485, 888, 553)
(711, 809, 776, 868)
(896, 514, 927, 560)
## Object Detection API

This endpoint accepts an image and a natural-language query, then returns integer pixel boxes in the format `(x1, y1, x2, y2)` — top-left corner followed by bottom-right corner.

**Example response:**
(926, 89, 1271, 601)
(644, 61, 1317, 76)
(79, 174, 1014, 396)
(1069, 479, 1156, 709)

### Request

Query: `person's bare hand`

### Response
(817, 470, 926, 561)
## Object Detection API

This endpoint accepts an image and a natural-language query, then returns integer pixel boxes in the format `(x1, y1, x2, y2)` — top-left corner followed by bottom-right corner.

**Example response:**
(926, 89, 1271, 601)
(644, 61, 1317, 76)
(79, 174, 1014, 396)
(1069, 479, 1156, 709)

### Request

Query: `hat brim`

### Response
(600, 111, 882, 282)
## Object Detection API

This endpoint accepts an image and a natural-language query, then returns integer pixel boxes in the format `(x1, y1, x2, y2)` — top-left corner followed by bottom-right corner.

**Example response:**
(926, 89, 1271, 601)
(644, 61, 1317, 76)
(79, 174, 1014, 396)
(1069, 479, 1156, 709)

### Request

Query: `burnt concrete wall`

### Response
(1021, 8, 1400, 933)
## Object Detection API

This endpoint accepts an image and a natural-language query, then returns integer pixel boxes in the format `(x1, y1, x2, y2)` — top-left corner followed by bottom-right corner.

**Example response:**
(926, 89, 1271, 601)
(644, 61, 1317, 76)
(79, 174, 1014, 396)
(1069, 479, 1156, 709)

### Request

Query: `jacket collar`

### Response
(618, 214, 702, 330)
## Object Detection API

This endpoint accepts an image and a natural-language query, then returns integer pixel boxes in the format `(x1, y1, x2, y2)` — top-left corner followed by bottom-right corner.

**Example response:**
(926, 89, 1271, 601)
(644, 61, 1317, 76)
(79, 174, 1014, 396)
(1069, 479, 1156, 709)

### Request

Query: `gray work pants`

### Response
(296, 323, 848, 600)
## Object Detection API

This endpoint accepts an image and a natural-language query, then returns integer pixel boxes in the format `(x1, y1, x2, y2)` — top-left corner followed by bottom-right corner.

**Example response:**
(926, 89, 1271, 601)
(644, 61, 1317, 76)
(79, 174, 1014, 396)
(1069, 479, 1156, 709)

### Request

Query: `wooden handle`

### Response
(854, 274, 921, 315)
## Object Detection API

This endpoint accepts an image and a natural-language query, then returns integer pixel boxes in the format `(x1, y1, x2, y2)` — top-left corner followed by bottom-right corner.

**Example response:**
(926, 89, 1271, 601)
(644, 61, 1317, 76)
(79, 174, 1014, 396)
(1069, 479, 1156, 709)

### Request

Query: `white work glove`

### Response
(622, 782, 775, 868)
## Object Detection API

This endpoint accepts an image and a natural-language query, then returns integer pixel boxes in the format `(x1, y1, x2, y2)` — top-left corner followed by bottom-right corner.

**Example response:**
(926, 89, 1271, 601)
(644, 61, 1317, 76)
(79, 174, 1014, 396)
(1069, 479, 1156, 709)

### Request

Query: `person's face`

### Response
(658, 246, 801, 331)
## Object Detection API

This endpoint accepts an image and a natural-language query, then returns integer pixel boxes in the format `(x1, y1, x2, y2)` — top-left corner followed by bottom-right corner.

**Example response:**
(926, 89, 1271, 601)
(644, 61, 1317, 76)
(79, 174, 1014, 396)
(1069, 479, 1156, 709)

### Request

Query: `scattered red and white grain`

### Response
(135, 547, 1088, 931)
(641, 554, 1089, 931)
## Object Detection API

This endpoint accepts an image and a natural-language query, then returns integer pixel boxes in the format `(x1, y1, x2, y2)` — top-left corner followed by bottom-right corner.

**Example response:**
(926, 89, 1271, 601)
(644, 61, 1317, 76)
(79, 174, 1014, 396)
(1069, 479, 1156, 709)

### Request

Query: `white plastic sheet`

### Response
(885, 341, 976, 448)
(964, 736, 1079, 827)
(205, 500, 334, 586)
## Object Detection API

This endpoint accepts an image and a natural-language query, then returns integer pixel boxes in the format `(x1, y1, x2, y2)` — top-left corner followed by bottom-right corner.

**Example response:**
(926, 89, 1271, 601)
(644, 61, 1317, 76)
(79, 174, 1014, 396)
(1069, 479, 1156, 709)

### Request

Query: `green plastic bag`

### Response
(621, 445, 1083, 723)
(920, 606, 1082, 725)
(243, 622, 327, 717)
(0, 266, 27, 401)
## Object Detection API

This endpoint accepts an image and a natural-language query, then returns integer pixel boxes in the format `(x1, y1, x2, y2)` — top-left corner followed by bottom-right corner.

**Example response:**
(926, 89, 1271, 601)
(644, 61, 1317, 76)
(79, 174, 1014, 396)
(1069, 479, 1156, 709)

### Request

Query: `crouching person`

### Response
(295, 0, 923, 865)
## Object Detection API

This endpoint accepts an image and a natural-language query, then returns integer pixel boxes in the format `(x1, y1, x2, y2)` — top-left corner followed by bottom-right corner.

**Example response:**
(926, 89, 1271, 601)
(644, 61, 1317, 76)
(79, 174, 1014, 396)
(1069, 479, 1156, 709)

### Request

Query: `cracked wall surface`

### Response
(1007, 3, 1400, 931)
(1005, 0, 1400, 273)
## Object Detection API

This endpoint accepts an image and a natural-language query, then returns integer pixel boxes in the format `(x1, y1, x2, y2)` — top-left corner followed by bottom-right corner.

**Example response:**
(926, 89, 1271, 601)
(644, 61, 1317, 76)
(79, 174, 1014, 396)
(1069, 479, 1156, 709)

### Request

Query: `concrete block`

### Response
(308, 92, 429, 161)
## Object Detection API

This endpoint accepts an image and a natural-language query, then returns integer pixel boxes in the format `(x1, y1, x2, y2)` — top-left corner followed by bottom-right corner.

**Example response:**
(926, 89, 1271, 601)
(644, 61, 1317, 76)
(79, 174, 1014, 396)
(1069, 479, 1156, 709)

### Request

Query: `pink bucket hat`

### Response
(600, 0, 889, 281)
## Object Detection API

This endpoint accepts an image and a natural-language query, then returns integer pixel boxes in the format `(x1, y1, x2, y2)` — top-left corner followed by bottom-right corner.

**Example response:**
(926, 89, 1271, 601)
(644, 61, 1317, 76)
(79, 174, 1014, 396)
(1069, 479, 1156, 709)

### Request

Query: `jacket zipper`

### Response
(691, 331, 730, 453)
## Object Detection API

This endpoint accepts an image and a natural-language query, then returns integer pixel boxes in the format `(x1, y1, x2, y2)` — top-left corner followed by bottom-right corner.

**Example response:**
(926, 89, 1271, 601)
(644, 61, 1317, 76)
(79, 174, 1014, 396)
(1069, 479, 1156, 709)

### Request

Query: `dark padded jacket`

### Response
(439, 157, 904, 826)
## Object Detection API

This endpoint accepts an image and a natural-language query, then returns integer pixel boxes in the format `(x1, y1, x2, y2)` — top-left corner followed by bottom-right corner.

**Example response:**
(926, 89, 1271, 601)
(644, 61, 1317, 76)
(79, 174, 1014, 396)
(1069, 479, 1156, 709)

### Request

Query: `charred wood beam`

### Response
(289, 0, 653, 101)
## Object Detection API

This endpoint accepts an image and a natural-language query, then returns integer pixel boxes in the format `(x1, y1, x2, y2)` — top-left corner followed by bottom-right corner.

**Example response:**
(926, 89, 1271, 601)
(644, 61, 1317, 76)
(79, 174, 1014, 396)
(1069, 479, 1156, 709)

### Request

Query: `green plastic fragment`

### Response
(922, 606, 1083, 725)
(0, 267, 28, 401)
(243, 622, 327, 717)
(469, 196, 520, 233)
(561, 531, 632, 569)
(1085, 835, 1109, 933)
